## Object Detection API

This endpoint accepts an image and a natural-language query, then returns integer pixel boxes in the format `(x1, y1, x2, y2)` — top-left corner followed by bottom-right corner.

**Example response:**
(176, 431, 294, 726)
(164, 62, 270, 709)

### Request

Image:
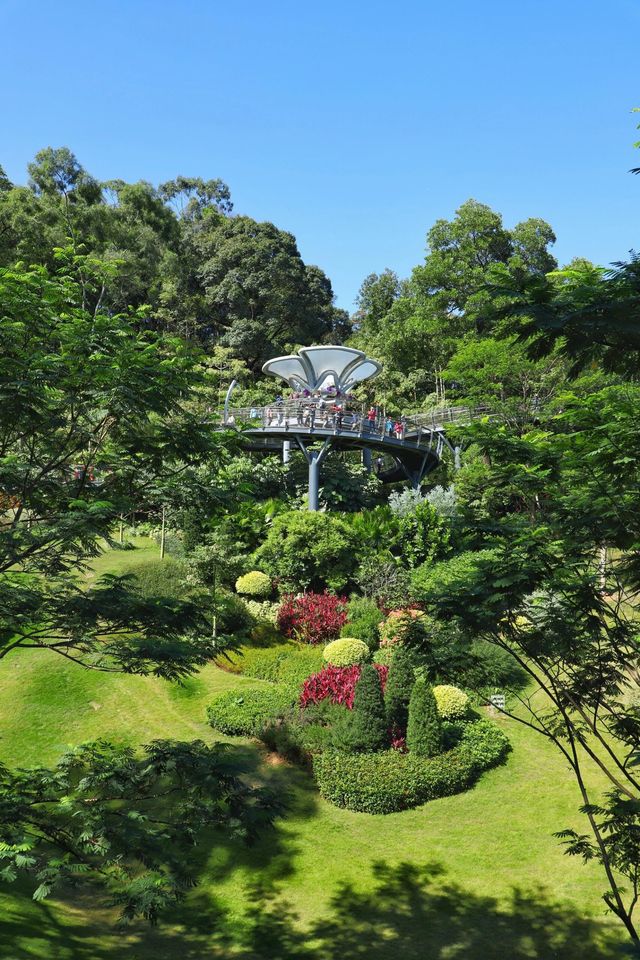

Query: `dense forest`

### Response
(1, 145, 639, 953)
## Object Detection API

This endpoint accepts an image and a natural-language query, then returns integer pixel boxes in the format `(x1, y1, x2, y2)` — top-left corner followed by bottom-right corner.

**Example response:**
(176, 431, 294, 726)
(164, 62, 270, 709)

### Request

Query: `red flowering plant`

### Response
(277, 591, 347, 645)
(300, 663, 388, 709)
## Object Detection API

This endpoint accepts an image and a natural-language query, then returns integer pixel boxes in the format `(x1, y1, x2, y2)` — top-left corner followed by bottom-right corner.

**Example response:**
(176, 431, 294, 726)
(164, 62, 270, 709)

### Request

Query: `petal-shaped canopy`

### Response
(262, 346, 381, 392)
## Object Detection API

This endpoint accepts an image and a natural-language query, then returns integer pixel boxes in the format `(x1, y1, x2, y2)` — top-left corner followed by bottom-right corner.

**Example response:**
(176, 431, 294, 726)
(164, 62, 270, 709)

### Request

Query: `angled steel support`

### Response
(294, 435, 333, 511)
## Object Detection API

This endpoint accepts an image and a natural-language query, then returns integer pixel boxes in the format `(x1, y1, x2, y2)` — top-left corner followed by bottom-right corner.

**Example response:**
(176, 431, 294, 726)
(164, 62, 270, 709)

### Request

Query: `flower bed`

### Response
(300, 663, 388, 709)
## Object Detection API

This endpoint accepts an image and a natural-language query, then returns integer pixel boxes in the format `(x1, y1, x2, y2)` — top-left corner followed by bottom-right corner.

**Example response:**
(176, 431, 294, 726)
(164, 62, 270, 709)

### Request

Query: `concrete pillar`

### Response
(362, 447, 372, 472)
(282, 440, 291, 464)
(454, 445, 462, 470)
(308, 453, 320, 511)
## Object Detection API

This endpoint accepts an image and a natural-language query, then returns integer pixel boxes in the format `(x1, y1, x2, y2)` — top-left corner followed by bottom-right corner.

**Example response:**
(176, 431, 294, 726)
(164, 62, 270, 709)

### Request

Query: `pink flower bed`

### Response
(277, 592, 348, 645)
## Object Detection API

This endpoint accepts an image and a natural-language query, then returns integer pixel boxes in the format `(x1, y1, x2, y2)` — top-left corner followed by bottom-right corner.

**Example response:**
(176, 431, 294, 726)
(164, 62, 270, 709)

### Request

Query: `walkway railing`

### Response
(221, 401, 495, 447)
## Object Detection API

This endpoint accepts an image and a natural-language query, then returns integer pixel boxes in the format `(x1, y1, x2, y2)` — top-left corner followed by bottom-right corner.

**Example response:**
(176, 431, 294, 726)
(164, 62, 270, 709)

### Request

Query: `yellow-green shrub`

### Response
(433, 684, 470, 721)
(235, 570, 272, 597)
(323, 637, 370, 666)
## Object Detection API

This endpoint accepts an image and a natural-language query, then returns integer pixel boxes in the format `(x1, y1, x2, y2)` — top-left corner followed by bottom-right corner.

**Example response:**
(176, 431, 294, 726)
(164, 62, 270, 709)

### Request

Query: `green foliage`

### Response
(322, 638, 370, 666)
(407, 677, 443, 757)
(207, 686, 296, 736)
(433, 684, 470, 721)
(373, 647, 396, 667)
(0, 738, 277, 922)
(235, 570, 272, 597)
(226, 642, 324, 686)
(127, 557, 186, 599)
(384, 647, 417, 730)
(355, 556, 412, 609)
(397, 501, 452, 569)
(242, 599, 279, 624)
(314, 720, 509, 813)
(341, 596, 384, 649)
(379, 608, 427, 647)
(331, 664, 388, 753)
(254, 511, 357, 593)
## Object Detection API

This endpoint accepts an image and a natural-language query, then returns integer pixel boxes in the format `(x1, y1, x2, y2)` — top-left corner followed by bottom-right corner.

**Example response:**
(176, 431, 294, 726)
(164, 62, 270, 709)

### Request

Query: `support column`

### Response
(454, 445, 461, 470)
(282, 440, 291, 464)
(308, 452, 320, 511)
(362, 447, 372, 472)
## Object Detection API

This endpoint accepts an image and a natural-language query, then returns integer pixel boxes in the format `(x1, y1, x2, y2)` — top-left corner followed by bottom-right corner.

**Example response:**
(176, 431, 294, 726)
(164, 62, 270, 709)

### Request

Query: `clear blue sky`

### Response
(1, 0, 639, 309)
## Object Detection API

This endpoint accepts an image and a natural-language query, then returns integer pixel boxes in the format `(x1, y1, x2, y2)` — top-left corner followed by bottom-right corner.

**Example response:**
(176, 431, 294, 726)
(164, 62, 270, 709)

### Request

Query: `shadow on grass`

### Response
(0, 859, 630, 960)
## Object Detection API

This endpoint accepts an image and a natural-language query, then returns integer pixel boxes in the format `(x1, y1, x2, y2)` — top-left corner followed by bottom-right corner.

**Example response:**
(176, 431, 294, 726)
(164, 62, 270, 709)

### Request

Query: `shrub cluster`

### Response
(300, 663, 388, 709)
(226, 642, 324, 686)
(235, 570, 272, 597)
(313, 720, 510, 813)
(341, 596, 383, 649)
(277, 592, 347, 644)
(331, 663, 388, 753)
(433, 684, 470, 721)
(207, 686, 296, 737)
(379, 608, 425, 647)
(323, 637, 370, 666)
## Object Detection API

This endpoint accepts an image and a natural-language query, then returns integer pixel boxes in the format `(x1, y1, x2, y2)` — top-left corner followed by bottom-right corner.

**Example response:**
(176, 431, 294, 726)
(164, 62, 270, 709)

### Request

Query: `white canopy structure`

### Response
(262, 345, 381, 393)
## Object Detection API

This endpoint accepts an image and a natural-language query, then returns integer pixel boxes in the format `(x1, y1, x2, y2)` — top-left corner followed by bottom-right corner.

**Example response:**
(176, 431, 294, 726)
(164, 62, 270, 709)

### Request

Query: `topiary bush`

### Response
(384, 647, 417, 732)
(407, 677, 442, 757)
(277, 592, 347, 645)
(207, 686, 296, 737)
(235, 570, 272, 598)
(128, 557, 186, 599)
(323, 637, 370, 666)
(433, 684, 470, 721)
(313, 719, 510, 813)
(242, 599, 279, 623)
(331, 663, 388, 753)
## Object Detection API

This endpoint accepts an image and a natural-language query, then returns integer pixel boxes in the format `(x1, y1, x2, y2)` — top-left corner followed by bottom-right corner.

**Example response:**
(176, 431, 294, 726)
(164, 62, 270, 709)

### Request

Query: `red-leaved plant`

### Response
(300, 663, 388, 709)
(277, 591, 348, 645)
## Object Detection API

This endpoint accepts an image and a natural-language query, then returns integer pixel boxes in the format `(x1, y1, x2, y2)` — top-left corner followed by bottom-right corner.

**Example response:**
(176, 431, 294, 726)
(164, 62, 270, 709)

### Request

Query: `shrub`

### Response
(341, 596, 384, 649)
(379, 608, 426, 647)
(300, 663, 388, 710)
(235, 570, 272, 597)
(313, 719, 510, 813)
(323, 638, 370, 666)
(215, 590, 255, 635)
(331, 664, 388, 753)
(433, 684, 470, 721)
(243, 599, 279, 624)
(355, 557, 411, 609)
(373, 647, 396, 667)
(253, 511, 358, 592)
(384, 647, 417, 732)
(207, 686, 296, 737)
(226, 642, 324, 686)
(128, 557, 186, 599)
(277, 592, 347, 645)
(407, 677, 442, 757)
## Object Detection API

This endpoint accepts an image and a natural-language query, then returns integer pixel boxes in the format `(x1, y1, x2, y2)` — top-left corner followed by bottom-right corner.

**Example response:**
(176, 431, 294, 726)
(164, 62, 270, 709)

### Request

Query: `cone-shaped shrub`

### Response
(407, 676, 442, 757)
(384, 647, 416, 732)
(332, 663, 388, 753)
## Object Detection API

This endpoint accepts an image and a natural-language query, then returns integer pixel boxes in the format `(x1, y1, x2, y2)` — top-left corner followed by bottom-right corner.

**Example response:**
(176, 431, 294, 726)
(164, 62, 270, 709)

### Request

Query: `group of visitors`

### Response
(253, 396, 408, 440)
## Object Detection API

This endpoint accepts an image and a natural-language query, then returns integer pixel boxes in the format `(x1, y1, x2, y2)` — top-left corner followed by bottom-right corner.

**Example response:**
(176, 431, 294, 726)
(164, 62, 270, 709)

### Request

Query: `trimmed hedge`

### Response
(323, 637, 370, 666)
(433, 684, 470, 721)
(207, 686, 296, 737)
(225, 642, 324, 686)
(235, 571, 272, 597)
(313, 719, 510, 813)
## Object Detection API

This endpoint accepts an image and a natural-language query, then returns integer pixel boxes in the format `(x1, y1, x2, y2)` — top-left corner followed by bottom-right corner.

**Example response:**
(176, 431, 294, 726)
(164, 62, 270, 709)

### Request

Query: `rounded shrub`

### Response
(323, 637, 370, 666)
(235, 570, 272, 598)
(207, 686, 296, 737)
(313, 719, 510, 813)
(128, 557, 185, 599)
(433, 684, 470, 721)
(407, 677, 442, 757)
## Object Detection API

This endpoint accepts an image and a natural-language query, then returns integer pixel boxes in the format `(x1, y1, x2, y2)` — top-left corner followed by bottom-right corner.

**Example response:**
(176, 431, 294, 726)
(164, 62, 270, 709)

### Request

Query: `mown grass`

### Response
(0, 538, 629, 959)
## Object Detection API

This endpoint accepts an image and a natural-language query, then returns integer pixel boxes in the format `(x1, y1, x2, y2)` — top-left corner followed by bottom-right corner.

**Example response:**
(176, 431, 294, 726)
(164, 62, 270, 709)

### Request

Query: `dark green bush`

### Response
(313, 719, 510, 813)
(207, 686, 296, 736)
(331, 663, 388, 753)
(407, 677, 442, 757)
(215, 590, 255, 635)
(384, 647, 417, 731)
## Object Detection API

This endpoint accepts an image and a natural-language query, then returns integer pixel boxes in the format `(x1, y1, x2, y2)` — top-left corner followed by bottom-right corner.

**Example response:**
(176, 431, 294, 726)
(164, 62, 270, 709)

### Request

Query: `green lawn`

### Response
(0, 540, 628, 959)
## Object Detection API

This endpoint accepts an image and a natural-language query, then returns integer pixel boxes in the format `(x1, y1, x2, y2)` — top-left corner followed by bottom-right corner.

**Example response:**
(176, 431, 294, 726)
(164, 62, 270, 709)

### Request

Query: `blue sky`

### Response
(1, 0, 639, 309)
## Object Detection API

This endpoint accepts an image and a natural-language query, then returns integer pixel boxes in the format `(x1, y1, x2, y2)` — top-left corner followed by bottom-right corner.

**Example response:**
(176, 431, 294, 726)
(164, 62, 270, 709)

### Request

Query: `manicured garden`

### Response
(0, 540, 626, 958)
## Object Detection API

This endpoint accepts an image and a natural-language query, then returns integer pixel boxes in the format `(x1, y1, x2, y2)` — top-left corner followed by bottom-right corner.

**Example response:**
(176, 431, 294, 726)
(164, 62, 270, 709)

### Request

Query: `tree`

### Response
(384, 647, 416, 732)
(0, 255, 274, 918)
(254, 511, 357, 592)
(354, 269, 403, 335)
(333, 663, 388, 752)
(406, 676, 442, 757)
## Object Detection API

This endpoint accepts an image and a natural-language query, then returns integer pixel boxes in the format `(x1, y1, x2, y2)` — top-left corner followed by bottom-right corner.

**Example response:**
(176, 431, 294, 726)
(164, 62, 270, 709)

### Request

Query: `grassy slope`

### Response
(0, 540, 627, 959)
